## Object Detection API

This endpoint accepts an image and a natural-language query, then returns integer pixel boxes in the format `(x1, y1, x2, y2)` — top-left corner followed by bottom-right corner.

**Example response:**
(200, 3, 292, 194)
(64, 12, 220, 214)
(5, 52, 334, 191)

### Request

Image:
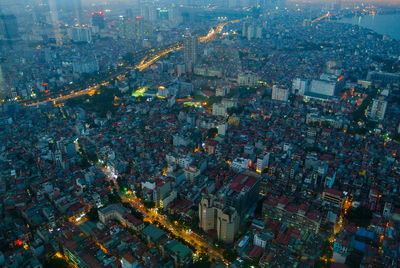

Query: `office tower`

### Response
(126, 8, 134, 19)
(141, 6, 157, 22)
(199, 195, 239, 243)
(119, 17, 151, 40)
(217, 207, 239, 244)
(333, 0, 342, 11)
(70, 27, 92, 43)
(0, 65, 6, 98)
(260, 0, 285, 10)
(55, 0, 82, 23)
(49, 0, 63, 46)
(183, 35, 198, 71)
(0, 0, 24, 15)
(199, 195, 217, 231)
(168, 7, 182, 25)
(228, 0, 238, 8)
(0, 14, 19, 39)
(92, 12, 105, 29)
(71, 0, 82, 23)
(32, 6, 48, 24)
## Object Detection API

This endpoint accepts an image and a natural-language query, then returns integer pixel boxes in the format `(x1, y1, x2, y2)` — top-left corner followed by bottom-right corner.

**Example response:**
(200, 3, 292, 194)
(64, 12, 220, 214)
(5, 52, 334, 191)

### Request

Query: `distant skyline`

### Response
(288, 0, 399, 3)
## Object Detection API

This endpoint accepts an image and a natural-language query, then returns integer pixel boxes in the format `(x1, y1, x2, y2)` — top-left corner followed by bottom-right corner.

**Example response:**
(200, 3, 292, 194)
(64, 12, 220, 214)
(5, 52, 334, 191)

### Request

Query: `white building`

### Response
(218, 123, 227, 136)
(367, 98, 387, 121)
(212, 103, 227, 117)
(72, 58, 99, 74)
(238, 72, 259, 87)
(309, 79, 336, 96)
(177, 155, 192, 169)
(216, 86, 230, 97)
(292, 78, 308, 95)
(271, 86, 289, 102)
(383, 202, 392, 218)
(221, 98, 237, 109)
(254, 233, 269, 248)
(231, 157, 250, 172)
(256, 152, 270, 173)
(70, 27, 92, 43)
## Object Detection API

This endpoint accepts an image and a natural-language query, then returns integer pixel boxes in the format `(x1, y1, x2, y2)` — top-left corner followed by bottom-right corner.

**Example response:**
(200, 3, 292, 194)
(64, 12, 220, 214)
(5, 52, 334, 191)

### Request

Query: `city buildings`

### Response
(92, 12, 105, 30)
(271, 85, 289, 102)
(367, 98, 388, 121)
(238, 72, 259, 87)
(70, 27, 92, 43)
(72, 58, 99, 74)
(292, 78, 308, 95)
(1, 2, 400, 267)
(199, 195, 239, 243)
(183, 35, 199, 71)
(0, 14, 18, 39)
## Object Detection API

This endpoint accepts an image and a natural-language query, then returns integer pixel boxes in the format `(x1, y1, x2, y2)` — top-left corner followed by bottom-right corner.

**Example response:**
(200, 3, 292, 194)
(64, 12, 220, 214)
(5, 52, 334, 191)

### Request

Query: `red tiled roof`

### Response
(229, 172, 258, 192)
(124, 213, 142, 227)
(323, 188, 342, 197)
(247, 246, 264, 259)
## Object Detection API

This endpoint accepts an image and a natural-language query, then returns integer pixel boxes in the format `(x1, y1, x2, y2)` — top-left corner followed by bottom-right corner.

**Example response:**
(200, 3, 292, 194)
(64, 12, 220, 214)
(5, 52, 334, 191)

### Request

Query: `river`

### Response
(339, 13, 400, 40)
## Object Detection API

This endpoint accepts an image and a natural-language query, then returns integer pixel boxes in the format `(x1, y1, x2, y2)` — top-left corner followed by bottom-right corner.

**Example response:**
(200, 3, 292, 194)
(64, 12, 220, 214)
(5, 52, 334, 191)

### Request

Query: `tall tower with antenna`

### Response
(48, 0, 63, 46)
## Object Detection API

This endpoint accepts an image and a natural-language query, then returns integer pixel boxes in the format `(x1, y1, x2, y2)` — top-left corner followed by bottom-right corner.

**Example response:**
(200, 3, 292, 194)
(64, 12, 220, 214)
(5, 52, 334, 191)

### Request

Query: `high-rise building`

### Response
(292, 78, 308, 95)
(140, 6, 158, 22)
(0, 0, 24, 15)
(70, 27, 92, 43)
(237, 72, 259, 87)
(367, 98, 387, 121)
(271, 85, 289, 102)
(119, 17, 151, 40)
(48, 0, 63, 46)
(55, 0, 82, 23)
(260, 0, 286, 10)
(333, 0, 342, 11)
(183, 35, 199, 71)
(126, 8, 134, 19)
(199, 195, 217, 231)
(199, 195, 239, 243)
(256, 152, 270, 173)
(168, 7, 182, 25)
(72, 58, 99, 74)
(92, 12, 105, 29)
(224, 170, 260, 218)
(0, 14, 19, 39)
(242, 23, 262, 40)
(0, 65, 7, 98)
(217, 207, 239, 244)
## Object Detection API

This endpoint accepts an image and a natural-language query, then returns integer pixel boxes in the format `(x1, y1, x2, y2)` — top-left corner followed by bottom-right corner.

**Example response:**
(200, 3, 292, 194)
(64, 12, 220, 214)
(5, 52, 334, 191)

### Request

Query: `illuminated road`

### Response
(312, 12, 331, 24)
(198, 22, 228, 43)
(122, 195, 226, 264)
(26, 84, 102, 106)
(25, 19, 244, 106)
(136, 43, 184, 71)
(330, 197, 353, 243)
(136, 18, 245, 72)
(98, 162, 225, 262)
